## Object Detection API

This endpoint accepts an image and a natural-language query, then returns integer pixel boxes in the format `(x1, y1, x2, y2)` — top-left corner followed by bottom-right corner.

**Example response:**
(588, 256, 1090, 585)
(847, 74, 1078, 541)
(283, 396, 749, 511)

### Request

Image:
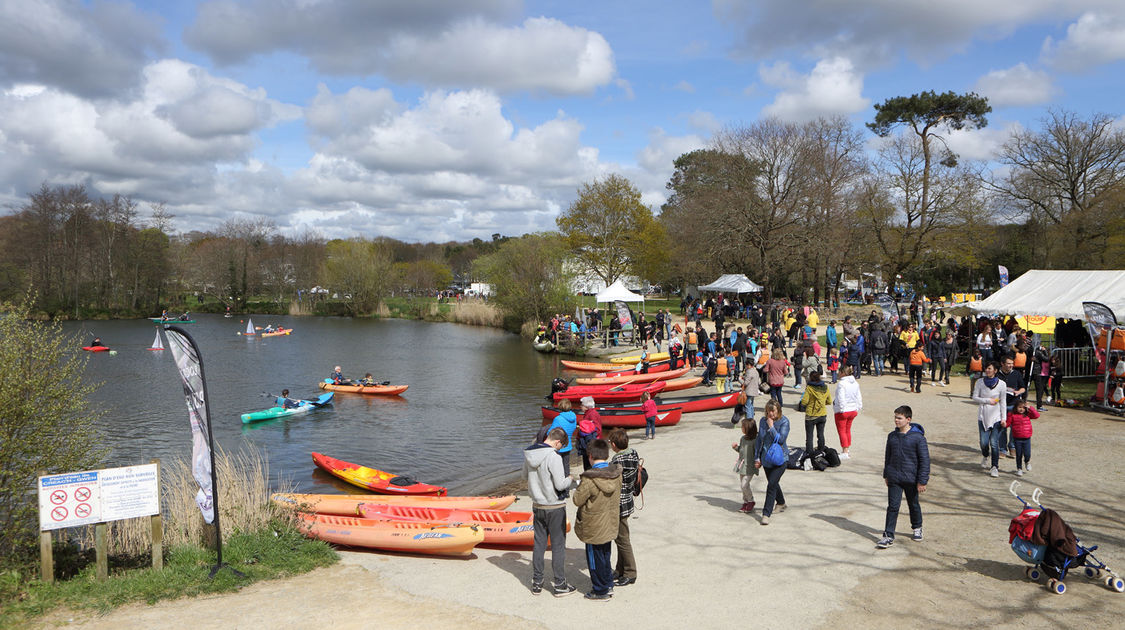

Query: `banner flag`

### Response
(1082, 301, 1118, 349)
(615, 300, 633, 330)
(164, 327, 215, 523)
(998, 265, 1009, 287)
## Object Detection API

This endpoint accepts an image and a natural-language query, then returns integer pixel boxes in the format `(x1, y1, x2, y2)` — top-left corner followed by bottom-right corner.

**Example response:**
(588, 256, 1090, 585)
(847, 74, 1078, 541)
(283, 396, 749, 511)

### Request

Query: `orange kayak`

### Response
(296, 513, 483, 556)
(318, 381, 408, 395)
(560, 359, 671, 373)
(358, 504, 553, 547)
(575, 366, 691, 386)
(271, 493, 517, 515)
(261, 328, 292, 337)
(659, 376, 704, 392)
(311, 452, 447, 496)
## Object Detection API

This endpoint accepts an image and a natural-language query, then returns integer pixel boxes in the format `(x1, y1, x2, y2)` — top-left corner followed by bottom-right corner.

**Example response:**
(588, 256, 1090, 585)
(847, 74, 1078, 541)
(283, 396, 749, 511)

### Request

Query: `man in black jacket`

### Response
(876, 405, 930, 549)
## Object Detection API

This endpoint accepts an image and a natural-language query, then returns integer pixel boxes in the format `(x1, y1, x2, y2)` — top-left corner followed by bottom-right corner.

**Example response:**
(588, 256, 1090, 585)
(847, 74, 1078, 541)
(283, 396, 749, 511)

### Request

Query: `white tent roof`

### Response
(969, 269, 1125, 321)
(596, 279, 645, 303)
(697, 274, 764, 294)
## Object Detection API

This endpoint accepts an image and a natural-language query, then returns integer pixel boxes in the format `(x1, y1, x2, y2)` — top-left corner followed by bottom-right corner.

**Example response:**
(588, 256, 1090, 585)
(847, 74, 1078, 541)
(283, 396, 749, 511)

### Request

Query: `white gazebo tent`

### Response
(969, 270, 1125, 321)
(697, 274, 764, 294)
(596, 279, 645, 305)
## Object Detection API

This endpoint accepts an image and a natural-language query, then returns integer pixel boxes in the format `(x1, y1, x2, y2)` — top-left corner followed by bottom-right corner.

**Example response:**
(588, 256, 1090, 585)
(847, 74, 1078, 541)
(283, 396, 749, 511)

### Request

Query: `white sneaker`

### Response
(840, 452, 850, 460)
(1016, 469, 1024, 476)
(981, 456, 989, 469)
(1025, 463, 1032, 472)
(940, 382, 947, 387)
(990, 467, 999, 478)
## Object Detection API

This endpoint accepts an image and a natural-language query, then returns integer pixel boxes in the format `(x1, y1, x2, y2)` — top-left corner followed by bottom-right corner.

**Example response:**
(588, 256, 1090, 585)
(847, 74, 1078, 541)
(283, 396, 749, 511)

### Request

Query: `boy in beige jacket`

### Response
(573, 439, 622, 601)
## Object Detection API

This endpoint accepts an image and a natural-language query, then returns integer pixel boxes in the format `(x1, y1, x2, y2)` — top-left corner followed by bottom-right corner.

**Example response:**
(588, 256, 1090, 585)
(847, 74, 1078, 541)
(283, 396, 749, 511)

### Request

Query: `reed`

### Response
(449, 301, 503, 327)
(78, 445, 292, 558)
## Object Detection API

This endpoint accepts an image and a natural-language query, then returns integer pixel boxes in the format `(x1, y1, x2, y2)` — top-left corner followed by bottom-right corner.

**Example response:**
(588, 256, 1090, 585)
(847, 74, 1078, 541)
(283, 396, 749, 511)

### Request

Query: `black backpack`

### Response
(822, 447, 842, 467)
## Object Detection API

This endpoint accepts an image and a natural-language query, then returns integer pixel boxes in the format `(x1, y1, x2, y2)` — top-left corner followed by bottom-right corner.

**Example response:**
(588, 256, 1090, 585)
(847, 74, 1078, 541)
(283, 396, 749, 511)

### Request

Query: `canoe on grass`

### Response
(560, 359, 671, 373)
(357, 504, 553, 547)
(575, 366, 690, 386)
(318, 381, 408, 396)
(296, 513, 483, 557)
(609, 351, 670, 364)
(311, 452, 447, 496)
(271, 493, 517, 515)
(541, 405, 683, 429)
(241, 392, 332, 423)
(550, 381, 666, 404)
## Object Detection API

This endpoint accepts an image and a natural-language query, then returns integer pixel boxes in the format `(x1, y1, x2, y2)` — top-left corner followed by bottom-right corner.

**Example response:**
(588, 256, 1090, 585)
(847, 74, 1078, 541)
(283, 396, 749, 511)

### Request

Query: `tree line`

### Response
(3, 92, 1123, 324)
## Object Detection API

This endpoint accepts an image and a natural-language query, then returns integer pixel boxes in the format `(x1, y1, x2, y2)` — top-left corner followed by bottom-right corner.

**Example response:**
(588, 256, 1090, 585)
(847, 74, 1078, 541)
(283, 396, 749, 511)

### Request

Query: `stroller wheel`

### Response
(1085, 567, 1102, 579)
(1108, 576, 1125, 593)
(1048, 578, 1066, 595)
(1027, 567, 1043, 581)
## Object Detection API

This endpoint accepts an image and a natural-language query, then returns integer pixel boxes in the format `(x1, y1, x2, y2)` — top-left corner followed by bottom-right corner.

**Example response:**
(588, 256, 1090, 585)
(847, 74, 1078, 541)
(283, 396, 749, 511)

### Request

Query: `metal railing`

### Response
(1050, 346, 1099, 378)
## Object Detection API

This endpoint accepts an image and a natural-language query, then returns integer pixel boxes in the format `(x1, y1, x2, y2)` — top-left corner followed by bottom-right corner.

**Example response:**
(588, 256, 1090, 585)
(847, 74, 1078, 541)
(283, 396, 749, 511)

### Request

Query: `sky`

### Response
(1, 0, 1124, 242)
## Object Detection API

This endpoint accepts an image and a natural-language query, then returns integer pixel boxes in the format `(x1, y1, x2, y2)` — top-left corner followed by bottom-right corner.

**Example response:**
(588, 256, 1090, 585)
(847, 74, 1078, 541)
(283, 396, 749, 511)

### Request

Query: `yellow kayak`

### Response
(609, 351, 670, 364)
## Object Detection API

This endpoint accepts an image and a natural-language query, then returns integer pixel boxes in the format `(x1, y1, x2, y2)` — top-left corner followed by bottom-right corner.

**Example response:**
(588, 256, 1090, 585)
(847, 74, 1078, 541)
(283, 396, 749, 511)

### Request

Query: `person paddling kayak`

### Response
(330, 366, 352, 385)
(90, 336, 102, 347)
(277, 389, 301, 409)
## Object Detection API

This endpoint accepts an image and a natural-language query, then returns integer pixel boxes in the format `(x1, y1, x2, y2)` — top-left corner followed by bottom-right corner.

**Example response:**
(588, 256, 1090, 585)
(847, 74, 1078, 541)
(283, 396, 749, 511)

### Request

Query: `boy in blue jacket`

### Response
(876, 405, 930, 549)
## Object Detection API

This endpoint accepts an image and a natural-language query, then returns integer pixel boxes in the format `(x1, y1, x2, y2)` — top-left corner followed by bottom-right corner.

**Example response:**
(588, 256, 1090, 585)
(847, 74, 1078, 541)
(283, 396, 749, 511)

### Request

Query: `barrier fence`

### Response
(1050, 346, 1100, 378)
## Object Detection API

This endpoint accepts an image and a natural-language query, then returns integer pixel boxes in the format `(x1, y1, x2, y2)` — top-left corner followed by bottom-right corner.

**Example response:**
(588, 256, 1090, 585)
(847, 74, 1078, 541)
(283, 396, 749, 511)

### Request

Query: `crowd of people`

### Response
(523, 294, 1072, 598)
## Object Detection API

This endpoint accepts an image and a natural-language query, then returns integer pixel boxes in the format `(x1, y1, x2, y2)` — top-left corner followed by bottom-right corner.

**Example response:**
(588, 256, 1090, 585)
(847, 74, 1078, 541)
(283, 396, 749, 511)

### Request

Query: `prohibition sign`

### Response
(75, 486, 92, 502)
(75, 503, 92, 518)
(51, 506, 68, 521)
(50, 489, 67, 505)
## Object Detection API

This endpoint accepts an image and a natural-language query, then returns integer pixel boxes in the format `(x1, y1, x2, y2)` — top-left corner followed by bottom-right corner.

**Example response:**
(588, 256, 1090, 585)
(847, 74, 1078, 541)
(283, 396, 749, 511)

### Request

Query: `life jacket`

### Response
(1013, 351, 1027, 369)
(716, 359, 729, 376)
(688, 331, 698, 345)
(757, 350, 769, 366)
(969, 357, 983, 372)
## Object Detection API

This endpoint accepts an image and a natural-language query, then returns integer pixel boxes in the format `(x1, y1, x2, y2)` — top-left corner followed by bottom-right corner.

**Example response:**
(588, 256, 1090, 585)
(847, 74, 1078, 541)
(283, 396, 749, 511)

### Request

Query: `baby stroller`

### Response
(1008, 481, 1124, 595)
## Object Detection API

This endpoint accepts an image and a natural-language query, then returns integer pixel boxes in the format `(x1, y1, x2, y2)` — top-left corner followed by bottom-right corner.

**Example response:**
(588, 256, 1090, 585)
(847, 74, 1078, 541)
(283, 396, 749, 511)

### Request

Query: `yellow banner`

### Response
(1018, 315, 1056, 334)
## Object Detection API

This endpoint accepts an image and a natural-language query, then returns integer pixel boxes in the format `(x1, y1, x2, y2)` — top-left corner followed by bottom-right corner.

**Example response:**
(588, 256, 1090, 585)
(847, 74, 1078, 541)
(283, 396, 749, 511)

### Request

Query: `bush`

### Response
(0, 293, 106, 575)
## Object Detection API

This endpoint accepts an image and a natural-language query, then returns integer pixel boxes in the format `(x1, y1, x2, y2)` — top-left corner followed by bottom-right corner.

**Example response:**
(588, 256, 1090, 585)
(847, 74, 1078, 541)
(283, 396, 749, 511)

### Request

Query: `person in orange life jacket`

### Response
(714, 349, 733, 393)
(875, 405, 930, 549)
(1004, 399, 1038, 476)
(966, 348, 984, 394)
(685, 328, 699, 367)
(908, 344, 931, 393)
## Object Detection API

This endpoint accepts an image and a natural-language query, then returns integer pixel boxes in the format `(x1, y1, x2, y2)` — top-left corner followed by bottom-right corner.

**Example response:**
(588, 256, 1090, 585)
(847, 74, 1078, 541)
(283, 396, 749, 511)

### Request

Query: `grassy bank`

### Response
(0, 447, 337, 627)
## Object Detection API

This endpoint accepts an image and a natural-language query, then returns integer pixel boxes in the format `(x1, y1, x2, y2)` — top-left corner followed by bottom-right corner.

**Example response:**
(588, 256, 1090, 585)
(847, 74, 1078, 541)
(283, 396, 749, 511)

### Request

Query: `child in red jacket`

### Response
(1004, 399, 1039, 476)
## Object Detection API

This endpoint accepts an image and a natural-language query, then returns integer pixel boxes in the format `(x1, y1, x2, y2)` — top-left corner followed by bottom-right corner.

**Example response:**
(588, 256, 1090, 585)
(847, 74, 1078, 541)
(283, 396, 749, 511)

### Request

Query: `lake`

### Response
(66, 315, 562, 496)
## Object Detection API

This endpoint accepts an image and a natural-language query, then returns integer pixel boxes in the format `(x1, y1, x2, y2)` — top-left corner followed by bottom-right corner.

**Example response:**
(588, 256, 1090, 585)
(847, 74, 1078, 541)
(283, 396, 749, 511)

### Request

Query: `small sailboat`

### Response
(148, 331, 164, 351)
(241, 318, 255, 336)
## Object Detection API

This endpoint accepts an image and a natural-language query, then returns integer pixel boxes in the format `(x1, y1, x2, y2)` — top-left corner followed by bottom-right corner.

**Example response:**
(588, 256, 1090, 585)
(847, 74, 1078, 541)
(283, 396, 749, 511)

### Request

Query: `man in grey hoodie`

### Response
(524, 427, 578, 596)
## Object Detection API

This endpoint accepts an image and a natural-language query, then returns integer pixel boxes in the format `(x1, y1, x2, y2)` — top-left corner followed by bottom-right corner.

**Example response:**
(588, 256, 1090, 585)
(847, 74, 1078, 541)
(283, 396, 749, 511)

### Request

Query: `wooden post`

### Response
(38, 471, 53, 583)
(39, 530, 53, 583)
(151, 458, 163, 571)
(95, 522, 107, 580)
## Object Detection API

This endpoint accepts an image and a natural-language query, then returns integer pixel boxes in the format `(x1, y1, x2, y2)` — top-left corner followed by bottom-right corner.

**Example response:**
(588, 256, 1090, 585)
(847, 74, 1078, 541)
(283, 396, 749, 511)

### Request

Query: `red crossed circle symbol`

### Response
(50, 490, 67, 505)
(51, 506, 68, 521)
(75, 503, 92, 518)
(75, 487, 91, 501)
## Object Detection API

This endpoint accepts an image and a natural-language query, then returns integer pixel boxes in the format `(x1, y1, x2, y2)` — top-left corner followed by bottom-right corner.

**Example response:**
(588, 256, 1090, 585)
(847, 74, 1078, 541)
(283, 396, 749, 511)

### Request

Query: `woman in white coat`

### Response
(972, 360, 1007, 477)
(832, 365, 863, 459)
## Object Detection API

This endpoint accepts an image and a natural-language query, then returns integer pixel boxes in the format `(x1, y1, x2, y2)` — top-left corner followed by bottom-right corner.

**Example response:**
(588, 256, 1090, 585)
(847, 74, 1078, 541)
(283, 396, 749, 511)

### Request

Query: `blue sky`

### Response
(1, 0, 1123, 241)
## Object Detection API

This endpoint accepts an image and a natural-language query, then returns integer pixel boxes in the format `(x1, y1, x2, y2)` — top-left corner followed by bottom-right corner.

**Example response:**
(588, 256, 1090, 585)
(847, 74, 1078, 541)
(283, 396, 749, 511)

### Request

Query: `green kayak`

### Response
(150, 317, 196, 324)
(241, 392, 333, 423)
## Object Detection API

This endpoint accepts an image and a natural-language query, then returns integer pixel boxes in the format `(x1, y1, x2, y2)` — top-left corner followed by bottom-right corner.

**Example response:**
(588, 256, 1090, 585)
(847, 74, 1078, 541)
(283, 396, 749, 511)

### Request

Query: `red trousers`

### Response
(834, 411, 857, 449)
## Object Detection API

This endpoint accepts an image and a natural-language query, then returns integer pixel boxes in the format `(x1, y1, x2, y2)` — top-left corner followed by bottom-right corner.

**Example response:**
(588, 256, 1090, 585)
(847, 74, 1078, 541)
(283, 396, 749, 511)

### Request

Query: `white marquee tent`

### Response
(969, 269, 1125, 321)
(595, 279, 645, 304)
(697, 274, 764, 294)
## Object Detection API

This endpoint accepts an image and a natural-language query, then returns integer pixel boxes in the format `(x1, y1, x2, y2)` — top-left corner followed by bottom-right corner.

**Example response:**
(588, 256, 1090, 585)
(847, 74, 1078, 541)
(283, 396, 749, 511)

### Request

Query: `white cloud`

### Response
(186, 2, 615, 95)
(686, 110, 722, 134)
(760, 57, 869, 122)
(944, 122, 1022, 162)
(1042, 11, 1125, 70)
(715, 0, 1080, 68)
(614, 78, 635, 100)
(0, 0, 163, 97)
(673, 80, 696, 93)
(974, 63, 1055, 107)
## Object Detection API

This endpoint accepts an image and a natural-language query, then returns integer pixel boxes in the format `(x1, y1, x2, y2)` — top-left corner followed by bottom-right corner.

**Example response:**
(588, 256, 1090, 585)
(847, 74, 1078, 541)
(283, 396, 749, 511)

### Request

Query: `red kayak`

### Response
(542, 406, 683, 429)
(550, 381, 666, 404)
(547, 391, 741, 417)
(82, 346, 110, 352)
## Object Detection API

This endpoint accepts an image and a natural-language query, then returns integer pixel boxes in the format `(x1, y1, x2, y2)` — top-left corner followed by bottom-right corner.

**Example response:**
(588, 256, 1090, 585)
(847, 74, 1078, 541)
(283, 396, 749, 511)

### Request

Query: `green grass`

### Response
(0, 523, 337, 628)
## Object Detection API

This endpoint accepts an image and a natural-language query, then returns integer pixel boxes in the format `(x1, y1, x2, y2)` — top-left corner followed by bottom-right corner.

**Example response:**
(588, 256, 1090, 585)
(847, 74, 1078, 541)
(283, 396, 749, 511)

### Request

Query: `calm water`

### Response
(65, 315, 562, 495)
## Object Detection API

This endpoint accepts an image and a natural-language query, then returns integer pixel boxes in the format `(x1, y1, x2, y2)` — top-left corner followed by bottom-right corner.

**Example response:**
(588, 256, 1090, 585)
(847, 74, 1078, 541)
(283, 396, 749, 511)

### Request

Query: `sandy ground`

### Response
(43, 333, 1125, 630)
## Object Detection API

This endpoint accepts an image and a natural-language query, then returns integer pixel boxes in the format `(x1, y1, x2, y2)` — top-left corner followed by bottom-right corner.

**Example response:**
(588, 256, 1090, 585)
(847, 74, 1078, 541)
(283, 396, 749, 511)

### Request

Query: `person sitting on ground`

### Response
(278, 389, 301, 409)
